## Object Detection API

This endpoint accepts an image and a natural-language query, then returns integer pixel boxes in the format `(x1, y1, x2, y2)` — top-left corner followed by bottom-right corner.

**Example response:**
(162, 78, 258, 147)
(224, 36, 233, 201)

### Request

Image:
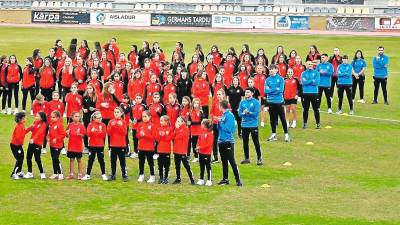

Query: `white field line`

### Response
(320, 110, 400, 123)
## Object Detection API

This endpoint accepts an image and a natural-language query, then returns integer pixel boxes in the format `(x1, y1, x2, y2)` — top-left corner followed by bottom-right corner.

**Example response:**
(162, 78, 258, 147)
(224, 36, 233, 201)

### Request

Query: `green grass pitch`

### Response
(0, 26, 399, 225)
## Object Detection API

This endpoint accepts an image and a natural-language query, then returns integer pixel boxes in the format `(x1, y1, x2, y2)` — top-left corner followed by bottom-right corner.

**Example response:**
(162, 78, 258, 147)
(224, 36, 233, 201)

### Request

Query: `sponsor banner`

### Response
(212, 15, 274, 29)
(151, 14, 212, 27)
(302, 0, 364, 4)
(375, 17, 400, 31)
(31, 11, 89, 24)
(326, 17, 374, 32)
(310, 16, 327, 30)
(91, 12, 151, 26)
(275, 16, 309, 30)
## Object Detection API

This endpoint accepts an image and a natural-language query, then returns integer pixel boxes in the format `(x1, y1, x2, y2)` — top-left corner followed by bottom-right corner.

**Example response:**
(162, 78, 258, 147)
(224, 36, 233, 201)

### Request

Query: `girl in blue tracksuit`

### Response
(238, 88, 262, 165)
(316, 53, 334, 113)
(372, 46, 389, 104)
(351, 50, 367, 103)
(337, 55, 353, 114)
(301, 61, 321, 129)
(265, 64, 290, 142)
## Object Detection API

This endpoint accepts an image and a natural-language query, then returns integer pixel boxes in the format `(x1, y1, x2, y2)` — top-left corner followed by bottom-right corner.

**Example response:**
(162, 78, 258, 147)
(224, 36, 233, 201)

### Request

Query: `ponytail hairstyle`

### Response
(14, 112, 26, 123)
(201, 119, 213, 131)
(37, 111, 48, 124)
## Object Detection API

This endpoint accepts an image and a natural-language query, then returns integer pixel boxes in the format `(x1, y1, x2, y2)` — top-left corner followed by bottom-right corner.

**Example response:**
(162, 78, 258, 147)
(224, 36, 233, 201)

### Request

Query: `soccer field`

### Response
(0, 26, 399, 225)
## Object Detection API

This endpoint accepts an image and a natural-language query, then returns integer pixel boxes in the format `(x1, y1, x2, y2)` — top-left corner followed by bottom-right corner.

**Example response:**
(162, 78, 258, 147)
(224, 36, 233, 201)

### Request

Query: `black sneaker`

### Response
(163, 178, 169, 184)
(241, 159, 250, 164)
(256, 158, 264, 166)
(238, 134, 242, 139)
(302, 123, 307, 129)
(316, 123, 321, 129)
(384, 101, 389, 105)
(190, 179, 195, 185)
(212, 159, 219, 164)
(158, 178, 164, 184)
(108, 175, 116, 181)
(236, 181, 243, 187)
(217, 179, 230, 185)
(123, 176, 129, 182)
(172, 178, 181, 184)
(372, 100, 378, 104)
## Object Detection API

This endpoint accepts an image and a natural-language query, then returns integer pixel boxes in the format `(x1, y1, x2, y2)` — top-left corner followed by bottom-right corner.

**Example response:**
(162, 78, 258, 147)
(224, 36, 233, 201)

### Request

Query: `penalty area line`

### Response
(320, 110, 400, 123)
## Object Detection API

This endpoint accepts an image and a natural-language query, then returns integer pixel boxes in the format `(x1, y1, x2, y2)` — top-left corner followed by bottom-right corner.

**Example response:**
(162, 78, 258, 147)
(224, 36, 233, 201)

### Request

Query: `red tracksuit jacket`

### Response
(155, 125, 173, 154)
(22, 65, 36, 89)
(165, 103, 181, 127)
(238, 71, 249, 89)
(60, 66, 75, 88)
(5, 63, 23, 84)
(149, 102, 164, 127)
(66, 122, 86, 152)
(192, 79, 210, 107)
(32, 100, 50, 117)
(180, 105, 190, 122)
(284, 77, 299, 100)
(29, 121, 47, 146)
(278, 63, 288, 77)
(48, 119, 66, 149)
(136, 121, 156, 151)
(197, 129, 213, 155)
(189, 109, 203, 136)
(162, 83, 177, 104)
(73, 64, 87, 92)
(145, 82, 162, 105)
(253, 73, 267, 98)
(131, 103, 147, 130)
(127, 78, 146, 100)
(113, 80, 124, 102)
(96, 94, 118, 120)
(48, 100, 65, 116)
(39, 67, 56, 89)
(107, 118, 127, 148)
(11, 122, 28, 146)
(173, 124, 189, 155)
(205, 63, 217, 83)
(65, 92, 82, 118)
(87, 121, 107, 147)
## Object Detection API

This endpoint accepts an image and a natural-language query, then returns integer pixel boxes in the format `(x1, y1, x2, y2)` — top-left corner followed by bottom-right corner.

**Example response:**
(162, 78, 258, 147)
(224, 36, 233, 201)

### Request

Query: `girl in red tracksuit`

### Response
(0, 56, 8, 113)
(39, 58, 57, 101)
(82, 111, 107, 181)
(112, 73, 124, 102)
(97, 82, 119, 127)
(73, 57, 87, 95)
(145, 73, 162, 105)
(65, 83, 82, 122)
(10, 112, 28, 179)
(107, 107, 128, 181)
(155, 115, 173, 184)
(277, 55, 288, 77)
(165, 93, 181, 127)
(131, 94, 147, 157)
(188, 98, 203, 161)
(284, 68, 300, 129)
(120, 94, 132, 155)
(192, 71, 210, 118)
(149, 92, 164, 129)
(21, 57, 36, 112)
(48, 111, 66, 180)
(136, 110, 156, 183)
(180, 96, 191, 122)
(172, 116, 194, 185)
(237, 64, 249, 89)
(5, 55, 23, 114)
(127, 69, 145, 101)
(196, 119, 214, 186)
(212, 73, 226, 101)
(32, 93, 50, 117)
(25, 111, 48, 179)
(49, 91, 65, 117)
(66, 111, 86, 180)
(162, 74, 177, 105)
(59, 57, 74, 101)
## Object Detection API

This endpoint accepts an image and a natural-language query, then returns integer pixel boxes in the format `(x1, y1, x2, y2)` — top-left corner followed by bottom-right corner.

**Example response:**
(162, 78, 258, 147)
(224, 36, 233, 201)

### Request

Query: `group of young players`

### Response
(2, 38, 390, 186)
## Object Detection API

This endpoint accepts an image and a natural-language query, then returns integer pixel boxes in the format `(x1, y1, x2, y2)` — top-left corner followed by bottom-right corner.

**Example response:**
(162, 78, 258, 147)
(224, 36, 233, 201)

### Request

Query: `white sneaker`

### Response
(58, 174, 64, 180)
(336, 110, 343, 115)
(153, 154, 159, 160)
(330, 97, 334, 102)
(41, 148, 47, 154)
(205, 180, 212, 186)
(61, 148, 67, 155)
(83, 147, 89, 154)
(13, 108, 18, 115)
(40, 173, 46, 179)
(349, 110, 354, 115)
(81, 174, 91, 181)
(17, 171, 25, 178)
(327, 108, 332, 114)
(147, 175, 155, 183)
(7, 108, 12, 115)
(192, 158, 199, 163)
(12, 174, 20, 180)
(137, 174, 145, 182)
(0, 109, 6, 114)
(49, 174, 58, 179)
(291, 120, 297, 128)
(102, 174, 108, 181)
(63, 112, 67, 118)
(268, 134, 277, 142)
(130, 152, 138, 159)
(24, 172, 33, 179)
(30, 110, 33, 116)
(197, 179, 205, 185)
(284, 133, 290, 142)
(260, 122, 265, 127)
(360, 99, 365, 104)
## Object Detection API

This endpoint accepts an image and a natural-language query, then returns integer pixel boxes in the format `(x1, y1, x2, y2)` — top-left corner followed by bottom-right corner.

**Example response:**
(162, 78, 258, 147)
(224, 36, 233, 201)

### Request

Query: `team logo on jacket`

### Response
(54, 125, 58, 130)
(148, 125, 152, 130)
(166, 131, 169, 135)
(112, 121, 116, 125)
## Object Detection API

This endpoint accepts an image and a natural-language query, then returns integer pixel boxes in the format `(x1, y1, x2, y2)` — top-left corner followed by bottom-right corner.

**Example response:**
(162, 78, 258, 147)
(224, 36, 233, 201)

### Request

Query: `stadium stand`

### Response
(0, 0, 399, 16)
